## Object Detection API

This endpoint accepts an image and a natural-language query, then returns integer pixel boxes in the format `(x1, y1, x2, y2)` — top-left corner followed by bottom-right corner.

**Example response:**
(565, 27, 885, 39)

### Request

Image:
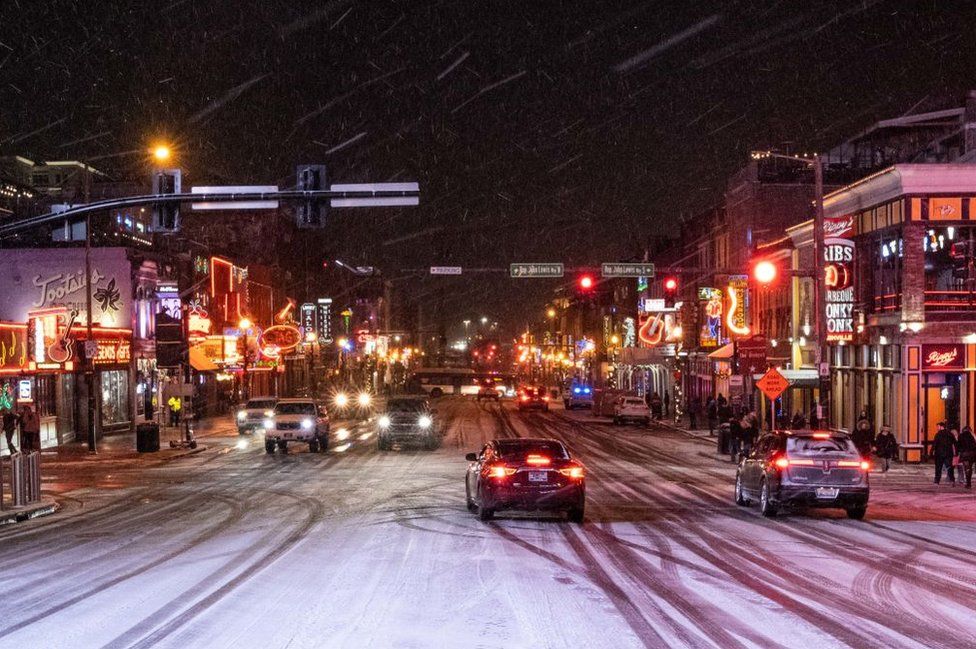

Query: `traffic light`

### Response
(753, 260, 777, 284)
(151, 169, 181, 232)
(578, 274, 595, 291)
(296, 164, 328, 228)
(663, 276, 678, 307)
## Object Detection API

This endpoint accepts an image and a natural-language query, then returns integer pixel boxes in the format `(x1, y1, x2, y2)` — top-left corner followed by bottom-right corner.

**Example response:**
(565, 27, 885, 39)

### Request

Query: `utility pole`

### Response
(84, 169, 97, 454)
(813, 154, 830, 426)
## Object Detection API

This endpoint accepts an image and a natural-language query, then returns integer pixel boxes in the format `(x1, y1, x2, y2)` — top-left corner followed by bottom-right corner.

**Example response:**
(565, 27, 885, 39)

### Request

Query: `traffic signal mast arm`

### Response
(0, 185, 421, 237)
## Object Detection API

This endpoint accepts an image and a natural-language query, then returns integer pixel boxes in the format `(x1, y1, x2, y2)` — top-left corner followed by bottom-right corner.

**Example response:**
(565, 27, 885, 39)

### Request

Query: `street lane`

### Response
(1, 398, 976, 649)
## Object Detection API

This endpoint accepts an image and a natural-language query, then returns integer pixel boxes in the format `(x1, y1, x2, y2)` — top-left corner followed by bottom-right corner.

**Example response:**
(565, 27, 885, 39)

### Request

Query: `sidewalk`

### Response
(0, 496, 58, 526)
(38, 418, 212, 468)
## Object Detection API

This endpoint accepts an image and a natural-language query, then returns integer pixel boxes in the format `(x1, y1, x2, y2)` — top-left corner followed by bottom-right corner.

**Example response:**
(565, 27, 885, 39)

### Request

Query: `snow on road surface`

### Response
(1, 398, 975, 649)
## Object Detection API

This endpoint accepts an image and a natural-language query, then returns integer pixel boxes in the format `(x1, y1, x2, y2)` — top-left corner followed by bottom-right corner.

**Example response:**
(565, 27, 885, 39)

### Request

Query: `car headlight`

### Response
(334, 393, 349, 407)
(418, 415, 432, 428)
(378, 415, 391, 428)
(301, 418, 313, 430)
(264, 409, 274, 417)
(237, 411, 246, 421)
(263, 418, 274, 430)
(357, 392, 372, 407)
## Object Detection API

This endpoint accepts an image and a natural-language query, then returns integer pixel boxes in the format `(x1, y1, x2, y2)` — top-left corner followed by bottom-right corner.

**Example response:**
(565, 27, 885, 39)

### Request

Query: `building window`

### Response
(35, 375, 56, 417)
(100, 370, 130, 425)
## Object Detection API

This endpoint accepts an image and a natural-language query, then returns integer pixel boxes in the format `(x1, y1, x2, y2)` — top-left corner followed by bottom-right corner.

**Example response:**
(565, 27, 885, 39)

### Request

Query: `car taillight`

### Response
(488, 465, 516, 479)
(838, 460, 871, 471)
(774, 457, 815, 469)
(542, 396, 549, 401)
(559, 466, 585, 479)
(812, 432, 831, 439)
(526, 454, 550, 465)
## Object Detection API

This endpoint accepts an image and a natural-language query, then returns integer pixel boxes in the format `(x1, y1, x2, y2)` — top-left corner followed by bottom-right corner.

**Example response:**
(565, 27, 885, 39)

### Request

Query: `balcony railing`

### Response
(874, 291, 976, 313)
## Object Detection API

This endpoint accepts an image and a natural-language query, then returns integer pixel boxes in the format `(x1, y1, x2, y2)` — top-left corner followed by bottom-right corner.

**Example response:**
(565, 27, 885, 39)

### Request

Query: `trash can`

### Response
(717, 422, 731, 455)
(136, 422, 160, 453)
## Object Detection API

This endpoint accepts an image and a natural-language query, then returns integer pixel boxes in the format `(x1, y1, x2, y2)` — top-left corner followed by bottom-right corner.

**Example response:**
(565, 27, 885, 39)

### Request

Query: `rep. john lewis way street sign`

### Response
(601, 263, 656, 278)
(510, 263, 564, 278)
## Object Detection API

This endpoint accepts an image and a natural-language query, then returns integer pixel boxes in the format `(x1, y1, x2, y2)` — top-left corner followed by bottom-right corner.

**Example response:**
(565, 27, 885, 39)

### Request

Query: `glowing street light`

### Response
(152, 144, 172, 163)
(754, 260, 777, 284)
(546, 308, 556, 318)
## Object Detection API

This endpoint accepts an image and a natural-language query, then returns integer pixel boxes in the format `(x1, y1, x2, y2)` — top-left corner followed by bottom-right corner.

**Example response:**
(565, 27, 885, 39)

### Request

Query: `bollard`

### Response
(10, 452, 25, 507)
(24, 452, 40, 504)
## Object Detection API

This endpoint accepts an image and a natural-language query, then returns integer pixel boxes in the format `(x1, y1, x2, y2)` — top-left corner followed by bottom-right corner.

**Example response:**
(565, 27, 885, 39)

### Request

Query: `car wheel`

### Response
(318, 435, 329, 452)
(278, 440, 288, 454)
(846, 505, 867, 520)
(567, 503, 585, 524)
(308, 439, 320, 453)
(465, 483, 477, 512)
(265, 439, 276, 454)
(759, 479, 777, 517)
(377, 436, 389, 451)
(424, 435, 438, 450)
(477, 503, 494, 521)
(430, 388, 443, 398)
(734, 472, 749, 506)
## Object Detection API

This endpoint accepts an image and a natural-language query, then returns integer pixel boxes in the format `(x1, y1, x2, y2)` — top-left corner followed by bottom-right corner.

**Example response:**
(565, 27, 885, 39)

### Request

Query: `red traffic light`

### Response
(664, 277, 678, 292)
(753, 260, 777, 284)
(578, 275, 594, 290)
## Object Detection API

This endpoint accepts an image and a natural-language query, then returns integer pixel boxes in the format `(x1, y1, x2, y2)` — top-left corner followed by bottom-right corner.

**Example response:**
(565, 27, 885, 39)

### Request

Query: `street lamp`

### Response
(152, 144, 172, 163)
(239, 317, 252, 401)
(480, 316, 488, 325)
(547, 308, 556, 319)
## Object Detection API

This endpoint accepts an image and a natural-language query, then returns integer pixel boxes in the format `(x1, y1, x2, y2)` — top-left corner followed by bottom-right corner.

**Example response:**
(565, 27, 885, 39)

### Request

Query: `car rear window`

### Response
(247, 400, 276, 410)
(495, 440, 569, 460)
(788, 436, 857, 455)
(275, 402, 316, 415)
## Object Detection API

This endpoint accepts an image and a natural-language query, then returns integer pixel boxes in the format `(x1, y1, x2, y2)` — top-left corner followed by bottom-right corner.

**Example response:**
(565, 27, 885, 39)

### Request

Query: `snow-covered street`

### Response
(2, 397, 975, 649)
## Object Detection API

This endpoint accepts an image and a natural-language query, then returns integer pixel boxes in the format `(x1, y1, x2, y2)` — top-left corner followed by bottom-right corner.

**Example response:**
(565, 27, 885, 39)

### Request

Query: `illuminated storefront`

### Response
(822, 164, 976, 460)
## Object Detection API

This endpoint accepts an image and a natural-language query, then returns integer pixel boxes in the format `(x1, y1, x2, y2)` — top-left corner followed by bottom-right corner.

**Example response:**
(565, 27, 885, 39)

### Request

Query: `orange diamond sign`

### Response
(756, 367, 790, 401)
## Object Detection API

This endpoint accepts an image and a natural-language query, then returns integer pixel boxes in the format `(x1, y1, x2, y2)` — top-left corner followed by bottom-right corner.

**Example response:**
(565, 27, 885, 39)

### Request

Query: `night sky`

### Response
(2, 1, 974, 335)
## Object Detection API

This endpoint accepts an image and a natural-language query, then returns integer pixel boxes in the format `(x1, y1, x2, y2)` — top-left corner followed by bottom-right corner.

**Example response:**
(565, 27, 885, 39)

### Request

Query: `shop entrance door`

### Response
(924, 387, 946, 456)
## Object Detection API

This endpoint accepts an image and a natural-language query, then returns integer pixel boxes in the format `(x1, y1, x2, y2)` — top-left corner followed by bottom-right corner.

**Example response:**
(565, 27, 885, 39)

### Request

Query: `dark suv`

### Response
(735, 430, 870, 519)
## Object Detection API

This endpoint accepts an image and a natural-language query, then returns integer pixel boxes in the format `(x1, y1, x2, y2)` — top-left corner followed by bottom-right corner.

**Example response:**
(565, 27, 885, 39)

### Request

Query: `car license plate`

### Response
(528, 471, 547, 483)
(815, 487, 839, 499)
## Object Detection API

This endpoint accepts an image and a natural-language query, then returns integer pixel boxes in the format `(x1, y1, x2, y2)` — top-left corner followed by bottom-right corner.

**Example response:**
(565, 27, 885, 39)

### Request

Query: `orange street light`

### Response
(754, 260, 777, 284)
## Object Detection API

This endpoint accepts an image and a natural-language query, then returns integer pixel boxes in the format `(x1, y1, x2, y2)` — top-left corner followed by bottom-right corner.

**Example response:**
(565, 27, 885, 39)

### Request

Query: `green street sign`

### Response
(510, 263, 564, 278)
(601, 263, 656, 278)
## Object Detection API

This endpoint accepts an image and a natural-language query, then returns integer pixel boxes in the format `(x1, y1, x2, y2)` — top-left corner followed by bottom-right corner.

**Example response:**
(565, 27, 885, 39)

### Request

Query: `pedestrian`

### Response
(706, 397, 718, 435)
(717, 394, 732, 424)
(809, 405, 820, 430)
(19, 405, 40, 453)
(853, 413, 874, 458)
(791, 411, 806, 430)
(741, 409, 759, 457)
(649, 392, 663, 420)
(874, 424, 897, 472)
(2, 407, 18, 454)
(729, 415, 743, 462)
(663, 391, 670, 417)
(687, 396, 700, 430)
(956, 426, 976, 489)
(931, 421, 957, 485)
(167, 396, 182, 427)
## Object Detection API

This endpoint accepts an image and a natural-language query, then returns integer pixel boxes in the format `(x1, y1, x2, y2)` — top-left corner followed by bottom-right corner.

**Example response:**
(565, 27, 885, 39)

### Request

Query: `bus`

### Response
(409, 368, 515, 398)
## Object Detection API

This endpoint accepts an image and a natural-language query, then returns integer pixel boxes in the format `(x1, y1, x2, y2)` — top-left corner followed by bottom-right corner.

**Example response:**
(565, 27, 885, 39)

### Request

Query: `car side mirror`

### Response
(465, 452, 478, 462)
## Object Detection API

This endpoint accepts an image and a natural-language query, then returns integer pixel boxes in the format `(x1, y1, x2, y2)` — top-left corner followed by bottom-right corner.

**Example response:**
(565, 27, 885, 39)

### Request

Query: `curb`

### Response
(160, 445, 208, 462)
(0, 498, 60, 526)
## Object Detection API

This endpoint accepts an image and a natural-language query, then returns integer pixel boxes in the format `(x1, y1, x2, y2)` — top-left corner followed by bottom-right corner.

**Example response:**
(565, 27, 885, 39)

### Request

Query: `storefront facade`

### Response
(823, 164, 976, 460)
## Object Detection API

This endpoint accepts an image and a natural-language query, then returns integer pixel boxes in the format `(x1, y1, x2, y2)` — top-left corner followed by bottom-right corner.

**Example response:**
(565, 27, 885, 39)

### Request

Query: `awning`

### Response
(708, 343, 734, 359)
(752, 368, 820, 388)
(189, 345, 219, 371)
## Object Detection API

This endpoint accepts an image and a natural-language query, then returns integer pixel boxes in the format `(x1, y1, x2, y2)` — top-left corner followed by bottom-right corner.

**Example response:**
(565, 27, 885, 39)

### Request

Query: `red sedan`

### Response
(465, 438, 586, 523)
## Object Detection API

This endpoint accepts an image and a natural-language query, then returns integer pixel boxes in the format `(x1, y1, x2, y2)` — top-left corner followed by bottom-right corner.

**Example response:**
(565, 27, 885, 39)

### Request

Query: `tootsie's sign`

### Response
(824, 216, 855, 342)
(922, 344, 965, 371)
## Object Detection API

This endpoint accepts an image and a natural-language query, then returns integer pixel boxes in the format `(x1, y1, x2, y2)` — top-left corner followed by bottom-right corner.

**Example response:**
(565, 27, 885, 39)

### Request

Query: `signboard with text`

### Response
(756, 367, 790, 401)
(316, 298, 333, 343)
(737, 334, 768, 375)
(824, 215, 855, 342)
(601, 263, 655, 278)
(430, 266, 462, 275)
(921, 344, 965, 371)
(510, 263, 564, 278)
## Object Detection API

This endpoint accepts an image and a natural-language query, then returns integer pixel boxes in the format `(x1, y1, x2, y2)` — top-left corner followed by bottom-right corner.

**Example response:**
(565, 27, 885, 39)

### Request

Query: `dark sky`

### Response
(2, 0, 974, 336)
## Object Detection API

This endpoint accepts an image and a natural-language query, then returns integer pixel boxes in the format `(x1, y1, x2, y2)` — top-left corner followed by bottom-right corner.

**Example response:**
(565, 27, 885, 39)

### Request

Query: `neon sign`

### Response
(726, 276, 749, 337)
(922, 344, 964, 371)
(824, 216, 855, 342)
(259, 324, 302, 358)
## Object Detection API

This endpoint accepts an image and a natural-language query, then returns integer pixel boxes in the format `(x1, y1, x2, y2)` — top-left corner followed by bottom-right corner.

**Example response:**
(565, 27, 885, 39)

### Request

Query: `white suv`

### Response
(264, 399, 330, 454)
(235, 396, 278, 434)
(613, 397, 651, 426)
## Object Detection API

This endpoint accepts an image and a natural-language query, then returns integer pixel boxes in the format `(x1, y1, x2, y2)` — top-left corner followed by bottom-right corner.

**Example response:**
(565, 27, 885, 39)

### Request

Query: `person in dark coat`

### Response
(852, 413, 874, 458)
(687, 396, 699, 430)
(648, 392, 663, 420)
(741, 410, 760, 457)
(729, 416, 744, 462)
(790, 412, 806, 430)
(2, 407, 18, 454)
(956, 426, 976, 489)
(663, 391, 670, 417)
(19, 405, 40, 453)
(706, 397, 718, 434)
(931, 422, 957, 484)
(874, 424, 898, 472)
